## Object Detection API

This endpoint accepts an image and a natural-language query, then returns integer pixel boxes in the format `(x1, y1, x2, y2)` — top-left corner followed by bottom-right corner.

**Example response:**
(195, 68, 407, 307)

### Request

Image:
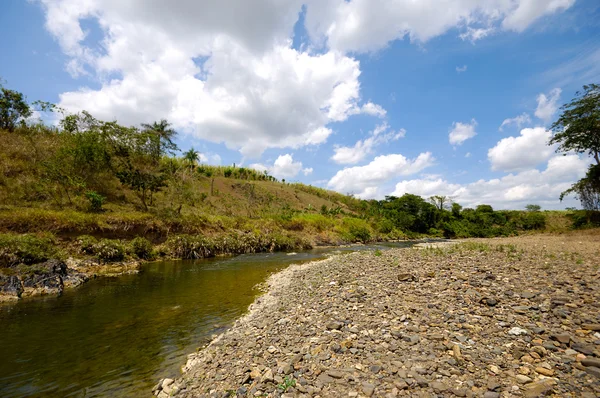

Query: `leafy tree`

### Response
(428, 195, 452, 210)
(560, 164, 600, 210)
(550, 84, 600, 165)
(525, 204, 541, 212)
(550, 84, 600, 207)
(0, 83, 32, 131)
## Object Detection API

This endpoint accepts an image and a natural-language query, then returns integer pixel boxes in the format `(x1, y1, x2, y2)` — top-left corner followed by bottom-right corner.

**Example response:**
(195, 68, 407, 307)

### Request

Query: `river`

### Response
(0, 242, 413, 397)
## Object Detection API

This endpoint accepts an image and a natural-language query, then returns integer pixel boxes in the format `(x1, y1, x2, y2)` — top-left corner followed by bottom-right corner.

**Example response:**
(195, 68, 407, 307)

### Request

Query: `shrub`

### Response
(85, 191, 105, 212)
(129, 236, 154, 259)
(94, 239, 125, 262)
(339, 218, 372, 243)
(0, 233, 59, 267)
(77, 235, 98, 254)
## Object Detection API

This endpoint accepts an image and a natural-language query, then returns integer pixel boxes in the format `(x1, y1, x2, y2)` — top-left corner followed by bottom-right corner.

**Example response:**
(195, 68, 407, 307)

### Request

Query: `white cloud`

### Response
(305, 0, 575, 53)
(199, 153, 222, 165)
(328, 152, 435, 198)
(456, 65, 468, 73)
(459, 27, 494, 42)
(501, 0, 576, 32)
(331, 123, 406, 164)
(250, 154, 307, 179)
(38, 0, 386, 159)
(392, 154, 589, 209)
(465, 152, 471, 158)
(449, 119, 477, 146)
(488, 127, 555, 172)
(535, 88, 562, 123)
(499, 113, 532, 131)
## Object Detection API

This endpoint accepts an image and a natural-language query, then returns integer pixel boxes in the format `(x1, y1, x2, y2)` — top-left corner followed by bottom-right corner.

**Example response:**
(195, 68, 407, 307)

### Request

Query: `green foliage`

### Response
(129, 237, 154, 259)
(560, 164, 600, 210)
(94, 239, 125, 262)
(339, 217, 372, 243)
(525, 204, 541, 212)
(373, 249, 383, 257)
(77, 235, 98, 254)
(0, 83, 32, 132)
(550, 83, 600, 164)
(568, 210, 600, 229)
(85, 191, 106, 212)
(0, 233, 59, 267)
(278, 376, 296, 392)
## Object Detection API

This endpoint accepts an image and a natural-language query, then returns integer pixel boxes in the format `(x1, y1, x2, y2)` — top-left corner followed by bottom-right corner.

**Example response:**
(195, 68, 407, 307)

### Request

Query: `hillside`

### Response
(0, 110, 598, 301)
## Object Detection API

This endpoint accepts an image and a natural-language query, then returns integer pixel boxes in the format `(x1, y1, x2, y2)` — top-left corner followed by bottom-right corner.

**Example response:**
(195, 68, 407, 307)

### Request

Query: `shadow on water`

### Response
(0, 241, 415, 397)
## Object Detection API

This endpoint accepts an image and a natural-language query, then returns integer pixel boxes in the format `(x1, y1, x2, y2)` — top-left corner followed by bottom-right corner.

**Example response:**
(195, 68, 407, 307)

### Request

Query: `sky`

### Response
(1, 0, 599, 210)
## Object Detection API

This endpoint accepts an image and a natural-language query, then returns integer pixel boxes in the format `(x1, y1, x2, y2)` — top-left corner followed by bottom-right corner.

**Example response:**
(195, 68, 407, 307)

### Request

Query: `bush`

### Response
(77, 235, 98, 254)
(85, 191, 105, 212)
(94, 239, 125, 262)
(0, 233, 59, 267)
(129, 236, 154, 259)
(339, 218, 372, 243)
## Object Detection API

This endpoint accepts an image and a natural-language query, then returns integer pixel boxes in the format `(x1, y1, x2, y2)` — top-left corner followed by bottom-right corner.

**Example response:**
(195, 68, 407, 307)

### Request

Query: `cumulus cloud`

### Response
(456, 65, 468, 73)
(392, 154, 589, 209)
(305, 0, 575, 52)
(488, 127, 555, 172)
(328, 152, 435, 198)
(37, 0, 386, 159)
(250, 154, 309, 179)
(499, 113, 532, 131)
(535, 88, 562, 123)
(331, 123, 406, 164)
(449, 119, 477, 146)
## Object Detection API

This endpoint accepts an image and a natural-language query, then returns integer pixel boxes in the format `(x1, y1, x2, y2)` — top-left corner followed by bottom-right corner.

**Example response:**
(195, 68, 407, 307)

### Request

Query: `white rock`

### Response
(508, 327, 528, 336)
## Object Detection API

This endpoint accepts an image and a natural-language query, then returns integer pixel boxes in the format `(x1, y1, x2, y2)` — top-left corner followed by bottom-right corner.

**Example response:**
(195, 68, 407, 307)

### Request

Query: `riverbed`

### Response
(0, 242, 412, 397)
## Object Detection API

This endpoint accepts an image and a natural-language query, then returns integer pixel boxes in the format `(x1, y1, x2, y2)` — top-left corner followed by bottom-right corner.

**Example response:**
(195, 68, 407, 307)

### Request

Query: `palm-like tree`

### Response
(141, 119, 179, 162)
(183, 147, 200, 168)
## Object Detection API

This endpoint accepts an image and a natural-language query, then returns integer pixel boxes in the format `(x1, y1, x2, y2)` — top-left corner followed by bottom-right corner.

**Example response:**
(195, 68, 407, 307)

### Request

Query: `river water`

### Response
(0, 242, 413, 397)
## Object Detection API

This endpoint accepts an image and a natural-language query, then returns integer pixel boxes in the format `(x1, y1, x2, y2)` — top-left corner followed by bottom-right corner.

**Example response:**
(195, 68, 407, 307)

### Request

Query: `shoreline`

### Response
(154, 233, 600, 397)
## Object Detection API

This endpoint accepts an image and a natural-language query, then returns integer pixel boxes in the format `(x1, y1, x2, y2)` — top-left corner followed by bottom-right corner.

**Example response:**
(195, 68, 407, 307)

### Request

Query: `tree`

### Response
(428, 195, 452, 210)
(183, 147, 200, 167)
(560, 164, 600, 210)
(550, 84, 600, 208)
(550, 84, 600, 165)
(0, 83, 32, 131)
(525, 204, 541, 212)
(141, 119, 179, 163)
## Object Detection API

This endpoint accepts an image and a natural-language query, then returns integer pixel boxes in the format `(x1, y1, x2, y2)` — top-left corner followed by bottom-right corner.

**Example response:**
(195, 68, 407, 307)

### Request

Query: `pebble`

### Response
(163, 237, 600, 397)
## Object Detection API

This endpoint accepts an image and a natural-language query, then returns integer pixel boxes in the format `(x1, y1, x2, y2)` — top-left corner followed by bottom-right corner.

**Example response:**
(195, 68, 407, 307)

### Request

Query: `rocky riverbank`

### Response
(156, 233, 600, 397)
(0, 258, 140, 302)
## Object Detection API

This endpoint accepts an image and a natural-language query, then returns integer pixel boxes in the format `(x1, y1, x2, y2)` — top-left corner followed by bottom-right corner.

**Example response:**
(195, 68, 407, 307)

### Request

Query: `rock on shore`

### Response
(0, 258, 140, 302)
(160, 234, 600, 397)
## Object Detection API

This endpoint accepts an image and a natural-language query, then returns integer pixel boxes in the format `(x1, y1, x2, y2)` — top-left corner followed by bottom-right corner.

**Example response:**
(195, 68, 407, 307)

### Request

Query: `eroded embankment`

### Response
(155, 233, 600, 398)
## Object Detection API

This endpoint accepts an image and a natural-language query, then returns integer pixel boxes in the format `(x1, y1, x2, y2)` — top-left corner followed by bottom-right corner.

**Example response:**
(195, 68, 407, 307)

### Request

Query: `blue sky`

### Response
(1, 0, 599, 209)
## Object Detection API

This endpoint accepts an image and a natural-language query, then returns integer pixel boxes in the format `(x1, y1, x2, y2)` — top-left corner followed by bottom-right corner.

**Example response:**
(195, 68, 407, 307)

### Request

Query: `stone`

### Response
(369, 365, 382, 374)
(397, 273, 416, 282)
(249, 368, 261, 380)
(488, 365, 501, 375)
(572, 342, 595, 355)
(0, 275, 23, 297)
(430, 381, 448, 393)
(487, 379, 501, 391)
(516, 375, 532, 384)
(362, 382, 376, 397)
(535, 366, 554, 376)
(483, 392, 500, 398)
(584, 366, 600, 378)
(581, 358, 600, 368)
(327, 370, 344, 379)
(523, 379, 556, 398)
(508, 327, 528, 336)
(550, 333, 571, 344)
(162, 378, 174, 389)
(581, 324, 600, 331)
(326, 321, 343, 330)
